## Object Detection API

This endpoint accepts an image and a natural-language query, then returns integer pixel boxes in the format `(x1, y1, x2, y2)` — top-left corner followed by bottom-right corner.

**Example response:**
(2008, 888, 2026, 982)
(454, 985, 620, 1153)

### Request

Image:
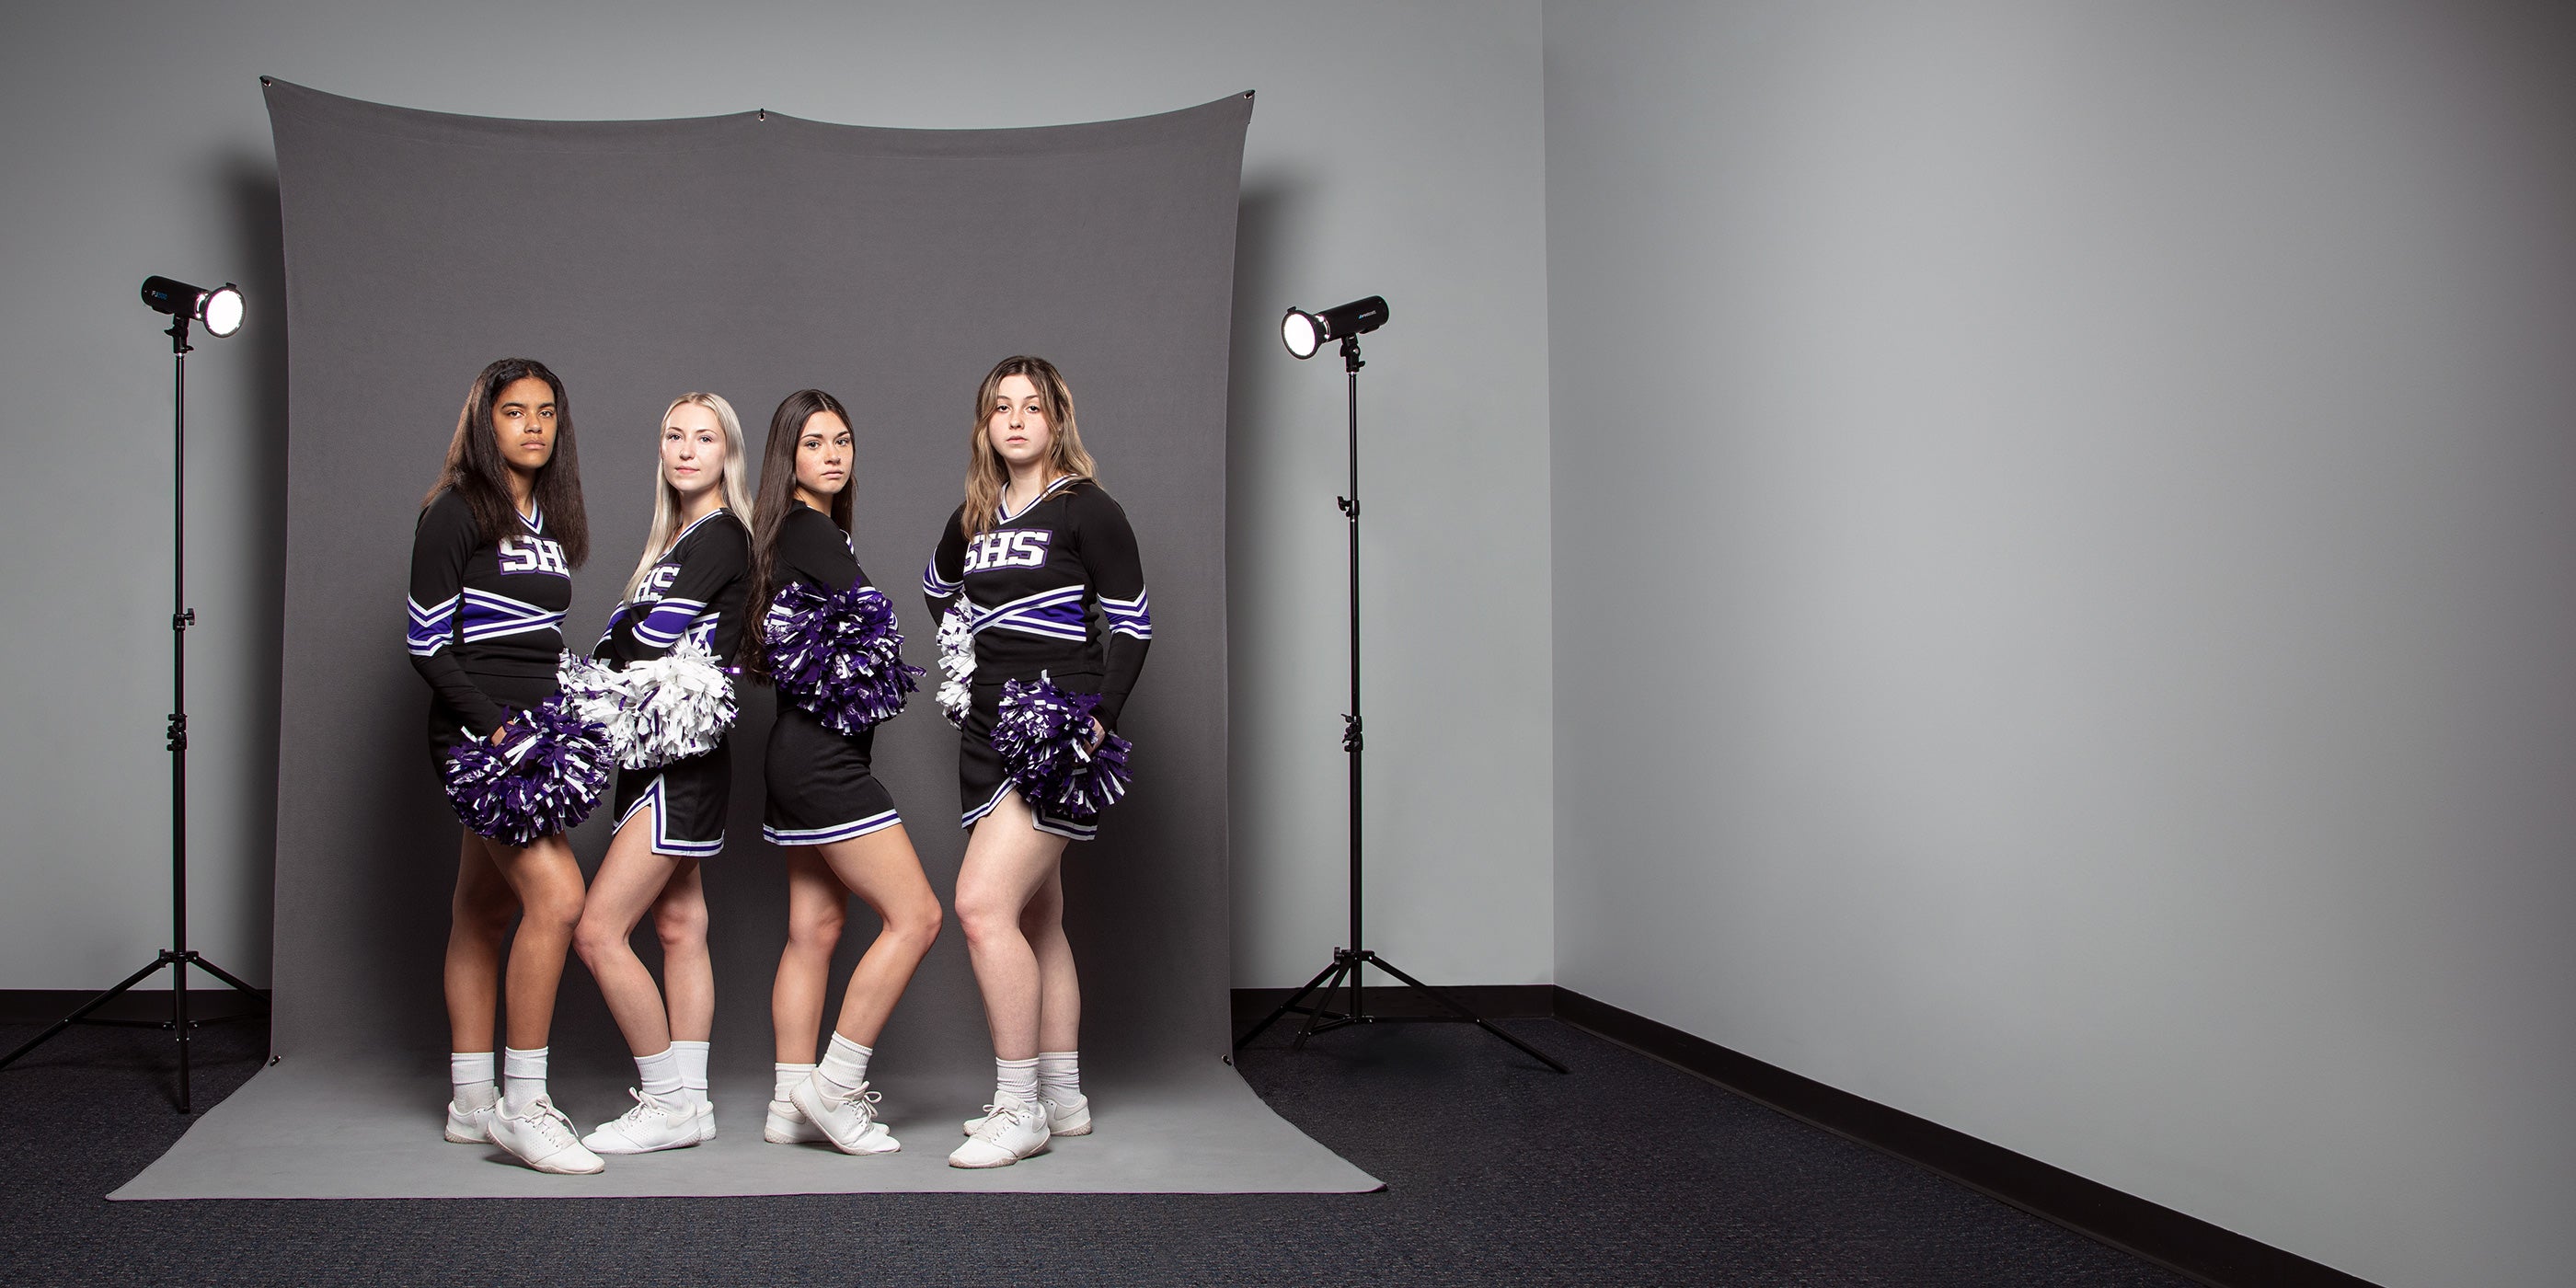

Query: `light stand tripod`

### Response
(1234, 330, 1565, 1073)
(0, 304, 269, 1113)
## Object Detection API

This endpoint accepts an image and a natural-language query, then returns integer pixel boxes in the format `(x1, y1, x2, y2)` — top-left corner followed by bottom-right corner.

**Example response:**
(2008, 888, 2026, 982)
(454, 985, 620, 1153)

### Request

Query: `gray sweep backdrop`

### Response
(118, 81, 1374, 1196)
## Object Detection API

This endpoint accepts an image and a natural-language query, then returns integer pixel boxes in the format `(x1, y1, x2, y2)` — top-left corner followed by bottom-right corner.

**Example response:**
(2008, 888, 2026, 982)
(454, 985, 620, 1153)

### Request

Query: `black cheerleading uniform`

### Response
(408, 489, 574, 785)
(594, 509, 752, 858)
(924, 476, 1151, 841)
(761, 502, 905, 846)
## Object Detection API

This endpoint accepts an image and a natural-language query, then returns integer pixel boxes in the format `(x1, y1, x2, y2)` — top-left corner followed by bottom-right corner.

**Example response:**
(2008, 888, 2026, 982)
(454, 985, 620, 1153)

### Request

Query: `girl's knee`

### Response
(654, 898, 708, 952)
(951, 883, 1005, 928)
(570, 913, 627, 963)
(891, 895, 944, 948)
(453, 889, 515, 939)
(524, 886, 584, 934)
(787, 898, 847, 952)
(956, 896, 1022, 949)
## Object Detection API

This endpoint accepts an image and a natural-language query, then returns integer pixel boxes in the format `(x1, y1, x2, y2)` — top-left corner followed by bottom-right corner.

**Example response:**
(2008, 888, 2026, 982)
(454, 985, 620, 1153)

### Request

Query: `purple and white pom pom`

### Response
(935, 598, 976, 729)
(442, 694, 613, 845)
(764, 581, 925, 736)
(614, 637, 738, 769)
(992, 673, 1133, 819)
(556, 651, 627, 730)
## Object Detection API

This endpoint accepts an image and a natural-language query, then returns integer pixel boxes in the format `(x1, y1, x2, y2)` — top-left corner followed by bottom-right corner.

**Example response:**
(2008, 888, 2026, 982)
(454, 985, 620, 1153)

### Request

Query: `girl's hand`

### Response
(489, 720, 514, 747)
(1088, 717, 1107, 751)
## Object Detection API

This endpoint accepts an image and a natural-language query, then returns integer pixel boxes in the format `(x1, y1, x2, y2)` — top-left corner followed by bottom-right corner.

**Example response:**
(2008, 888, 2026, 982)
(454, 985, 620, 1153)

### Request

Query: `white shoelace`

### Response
(971, 1099, 1036, 1142)
(613, 1087, 682, 1126)
(820, 1082, 882, 1131)
(512, 1098, 580, 1148)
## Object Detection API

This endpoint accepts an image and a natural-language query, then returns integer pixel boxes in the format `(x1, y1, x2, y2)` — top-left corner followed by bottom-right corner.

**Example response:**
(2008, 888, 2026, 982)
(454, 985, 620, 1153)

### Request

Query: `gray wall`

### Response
(1546, 4, 2576, 1287)
(0, 1, 1553, 994)
(16, 0, 2561, 1279)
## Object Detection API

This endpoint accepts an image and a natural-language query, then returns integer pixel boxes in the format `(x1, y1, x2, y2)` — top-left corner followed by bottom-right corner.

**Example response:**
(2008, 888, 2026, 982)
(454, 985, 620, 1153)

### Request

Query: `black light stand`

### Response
(0, 290, 268, 1112)
(1235, 319, 1566, 1074)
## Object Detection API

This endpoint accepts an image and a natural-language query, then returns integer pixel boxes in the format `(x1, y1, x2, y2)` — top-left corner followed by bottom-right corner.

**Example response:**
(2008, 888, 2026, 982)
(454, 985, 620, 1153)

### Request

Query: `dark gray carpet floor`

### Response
(0, 1012, 2191, 1286)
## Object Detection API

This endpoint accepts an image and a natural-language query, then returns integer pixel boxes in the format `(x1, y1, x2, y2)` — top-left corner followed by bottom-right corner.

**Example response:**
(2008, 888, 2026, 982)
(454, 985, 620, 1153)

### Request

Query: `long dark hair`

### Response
(420, 357, 590, 567)
(742, 387, 856, 676)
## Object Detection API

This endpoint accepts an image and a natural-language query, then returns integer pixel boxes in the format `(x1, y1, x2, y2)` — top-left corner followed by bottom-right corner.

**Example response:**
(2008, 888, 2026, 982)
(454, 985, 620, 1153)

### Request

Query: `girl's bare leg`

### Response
(652, 857, 711, 1042)
(573, 813, 684, 1057)
(953, 793, 1070, 1061)
(817, 825, 943, 1046)
(483, 832, 586, 1052)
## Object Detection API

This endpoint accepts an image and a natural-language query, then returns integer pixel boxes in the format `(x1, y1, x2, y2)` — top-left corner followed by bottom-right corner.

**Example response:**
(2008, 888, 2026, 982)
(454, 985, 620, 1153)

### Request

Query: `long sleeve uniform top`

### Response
(774, 500, 867, 598)
(923, 477, 1152, 730)
(406, 488, 573, 738)
(593, 509, 753, 670)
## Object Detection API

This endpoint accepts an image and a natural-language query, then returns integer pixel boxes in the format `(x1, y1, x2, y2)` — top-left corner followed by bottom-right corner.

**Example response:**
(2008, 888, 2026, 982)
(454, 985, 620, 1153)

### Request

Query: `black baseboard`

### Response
(0, 988, 272, 1026)
(1547, 987, 2380, 1288)
(1230, 983, 1556, 1028)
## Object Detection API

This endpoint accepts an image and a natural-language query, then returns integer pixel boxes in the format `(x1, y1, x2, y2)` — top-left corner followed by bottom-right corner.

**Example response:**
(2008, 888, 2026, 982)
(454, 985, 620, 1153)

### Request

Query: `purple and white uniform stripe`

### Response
(406, 593, 460, 657)
(968, 586, 1090, 643)
(1098, 590, 1152, 640)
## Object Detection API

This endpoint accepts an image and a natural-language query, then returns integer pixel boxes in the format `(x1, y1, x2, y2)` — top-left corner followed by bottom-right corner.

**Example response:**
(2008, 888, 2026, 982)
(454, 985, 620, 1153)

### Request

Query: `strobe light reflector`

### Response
(140, 276, 245, 338)
(1281, 295, 1388, 359)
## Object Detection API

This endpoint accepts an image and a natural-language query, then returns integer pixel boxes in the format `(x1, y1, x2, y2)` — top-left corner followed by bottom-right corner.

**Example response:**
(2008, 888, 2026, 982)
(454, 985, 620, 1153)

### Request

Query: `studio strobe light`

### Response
(1279, 295, 1388, 361)
(0, 276, 266, 1112)
(140, 275, 246, 338)
(1239, 294, 1563, 1073)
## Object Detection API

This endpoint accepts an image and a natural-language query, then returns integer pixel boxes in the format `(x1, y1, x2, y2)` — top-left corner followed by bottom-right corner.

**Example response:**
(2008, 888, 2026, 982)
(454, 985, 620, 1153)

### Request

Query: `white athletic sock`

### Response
(1037, 1050, 1082, 1105)
(451, 1052, 498, 1110)
(672, 1040, 711, 1110)
(774, 1062, 816, 1103)
(817, 1033, 873, 1095)
(501, 1046, 549, 1114)
(994, 1055, 1041, 1108)
(634, 1046, 684, 1098)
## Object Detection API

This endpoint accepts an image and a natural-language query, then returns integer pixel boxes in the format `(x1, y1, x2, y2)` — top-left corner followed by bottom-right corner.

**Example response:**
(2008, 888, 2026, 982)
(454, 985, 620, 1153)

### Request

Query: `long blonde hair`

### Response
(963, 355, 1098, 539)
(624, 392, 755, 601)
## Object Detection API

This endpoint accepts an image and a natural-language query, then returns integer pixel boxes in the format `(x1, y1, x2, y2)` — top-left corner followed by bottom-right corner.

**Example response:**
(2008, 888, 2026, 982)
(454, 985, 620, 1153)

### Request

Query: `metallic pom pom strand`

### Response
(556, 651, 632, 746)
(613, 637, 738, 769)
(935, 598, 975, 728)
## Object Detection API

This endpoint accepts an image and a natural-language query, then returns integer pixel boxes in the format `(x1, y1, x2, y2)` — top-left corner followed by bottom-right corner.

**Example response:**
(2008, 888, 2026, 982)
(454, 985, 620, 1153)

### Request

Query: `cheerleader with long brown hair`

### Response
(923, 356, 1151, 1168)
(744, 388, 942, 1156)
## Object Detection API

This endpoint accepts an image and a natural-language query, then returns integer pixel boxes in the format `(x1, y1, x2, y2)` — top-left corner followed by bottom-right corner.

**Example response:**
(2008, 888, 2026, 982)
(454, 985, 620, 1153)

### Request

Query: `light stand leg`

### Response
(1360, 951, 1570, 1073)
(0, 960, 168, 1071)
(1290, 955, 1358, 1049)
(1236, 958, 1348, 1050)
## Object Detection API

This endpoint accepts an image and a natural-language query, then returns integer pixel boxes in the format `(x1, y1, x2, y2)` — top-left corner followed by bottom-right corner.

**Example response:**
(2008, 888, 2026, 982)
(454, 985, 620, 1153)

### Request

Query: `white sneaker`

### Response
(947, 1096, 1050, 1168)
(788, 1075, 901, 1156)
(763, 1095, 830, 1144)
(488, 1097, 606, 1175)
(581, 1088, 703, 1155)
(962, 1093, 1091, 1137)
(444, 1097, 496, 1144)
(695, 1097, 717, 1143)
